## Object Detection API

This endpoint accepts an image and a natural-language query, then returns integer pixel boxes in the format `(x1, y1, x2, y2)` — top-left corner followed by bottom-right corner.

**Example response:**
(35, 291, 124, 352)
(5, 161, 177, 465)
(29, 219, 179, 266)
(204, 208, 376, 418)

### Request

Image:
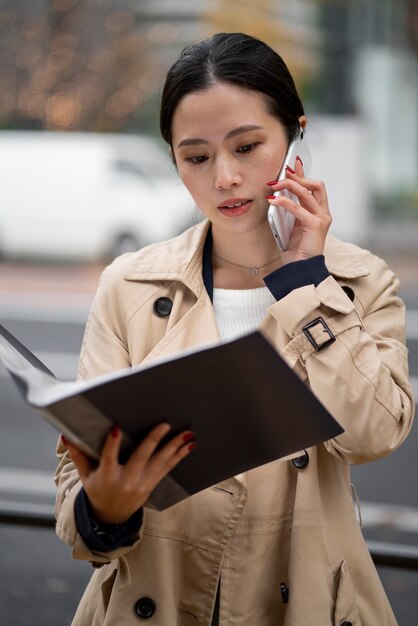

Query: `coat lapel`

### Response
(140, 293, 221, 366)
(123, 220, 220, 365)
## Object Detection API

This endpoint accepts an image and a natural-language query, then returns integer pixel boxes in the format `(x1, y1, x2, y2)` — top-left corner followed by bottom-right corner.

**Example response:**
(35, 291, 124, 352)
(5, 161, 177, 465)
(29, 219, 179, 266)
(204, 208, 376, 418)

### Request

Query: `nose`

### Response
(214, 155, 242, 190)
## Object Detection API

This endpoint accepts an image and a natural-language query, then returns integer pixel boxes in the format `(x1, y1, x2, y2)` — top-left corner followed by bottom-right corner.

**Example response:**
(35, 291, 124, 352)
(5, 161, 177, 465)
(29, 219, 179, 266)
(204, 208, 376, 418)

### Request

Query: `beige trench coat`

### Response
(55, 220, 414, 626)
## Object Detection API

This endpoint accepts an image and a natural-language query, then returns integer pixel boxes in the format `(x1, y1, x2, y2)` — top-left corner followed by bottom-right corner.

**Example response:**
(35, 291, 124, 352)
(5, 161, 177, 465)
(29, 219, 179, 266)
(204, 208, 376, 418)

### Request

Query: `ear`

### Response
(298, 115, 307, 129)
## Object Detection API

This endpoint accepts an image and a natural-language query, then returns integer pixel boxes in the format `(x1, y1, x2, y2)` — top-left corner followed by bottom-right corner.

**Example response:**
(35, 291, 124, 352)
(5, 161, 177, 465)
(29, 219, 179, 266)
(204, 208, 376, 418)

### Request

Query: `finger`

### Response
(284, 169, 328, 205)
(294, 155, 304, 178)
(270, 194, 323, 230)
(147, 439, 197, 487)
(149, 430, 195, 468)
(99, 425, 123, 469)
(136, 430, 195, 485)
(271, 177, 328, 215)
(126, 422, 172, 471)
(64, 440, 94, 481)
(268, 180, 320, 216)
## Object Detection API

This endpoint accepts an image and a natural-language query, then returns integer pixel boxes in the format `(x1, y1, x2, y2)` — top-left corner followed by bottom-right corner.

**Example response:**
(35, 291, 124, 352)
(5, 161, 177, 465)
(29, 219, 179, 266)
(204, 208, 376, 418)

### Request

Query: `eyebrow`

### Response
(176, 124, 264, 148)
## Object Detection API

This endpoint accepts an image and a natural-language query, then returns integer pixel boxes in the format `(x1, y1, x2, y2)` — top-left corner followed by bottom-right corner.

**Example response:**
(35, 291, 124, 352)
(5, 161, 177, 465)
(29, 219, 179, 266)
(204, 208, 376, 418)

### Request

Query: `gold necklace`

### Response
(212, 252, 281, 276)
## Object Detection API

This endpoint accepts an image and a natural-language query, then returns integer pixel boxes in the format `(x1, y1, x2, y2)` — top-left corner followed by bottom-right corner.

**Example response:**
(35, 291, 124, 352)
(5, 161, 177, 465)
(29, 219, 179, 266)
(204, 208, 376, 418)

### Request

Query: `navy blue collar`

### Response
(202, 225, 214, 302)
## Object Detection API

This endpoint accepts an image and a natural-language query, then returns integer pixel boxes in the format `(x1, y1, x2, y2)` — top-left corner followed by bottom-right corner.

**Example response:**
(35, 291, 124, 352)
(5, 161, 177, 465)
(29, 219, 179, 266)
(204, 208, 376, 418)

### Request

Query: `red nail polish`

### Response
(265, 194, 276, 199)
(183, 432, 195, 442)
(296, 155, 303, 166)
(111, 425, 120, 438)
(188, 442, 198, 451)
(286, 165, 295, 174)
(266, 180, 279, 186)
(61, 434, 68, 446)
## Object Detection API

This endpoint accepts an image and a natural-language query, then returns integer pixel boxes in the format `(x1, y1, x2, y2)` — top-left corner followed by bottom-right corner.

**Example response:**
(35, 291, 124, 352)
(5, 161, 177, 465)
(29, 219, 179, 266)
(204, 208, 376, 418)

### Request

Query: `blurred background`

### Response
(0, 1, 417, 624)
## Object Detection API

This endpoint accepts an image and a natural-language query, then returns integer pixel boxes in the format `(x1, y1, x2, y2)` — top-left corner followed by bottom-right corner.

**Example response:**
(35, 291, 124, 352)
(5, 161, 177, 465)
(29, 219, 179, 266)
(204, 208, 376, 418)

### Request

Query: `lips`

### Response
(217, 199, 252, 217)
(218, 198, 251, 209)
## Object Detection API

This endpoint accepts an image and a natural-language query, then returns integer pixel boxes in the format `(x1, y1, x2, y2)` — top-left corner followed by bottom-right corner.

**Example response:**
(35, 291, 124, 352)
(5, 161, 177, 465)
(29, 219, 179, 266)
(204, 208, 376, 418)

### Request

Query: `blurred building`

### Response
(318, 0, 418, 227)
(0, 0, 417, 246)
(0, 0, 322, 133)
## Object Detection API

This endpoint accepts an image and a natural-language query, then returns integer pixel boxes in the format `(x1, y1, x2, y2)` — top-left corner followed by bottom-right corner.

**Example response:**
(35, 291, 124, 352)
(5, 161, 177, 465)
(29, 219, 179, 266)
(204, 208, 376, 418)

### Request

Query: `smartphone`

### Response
(267, 126, 311, 251)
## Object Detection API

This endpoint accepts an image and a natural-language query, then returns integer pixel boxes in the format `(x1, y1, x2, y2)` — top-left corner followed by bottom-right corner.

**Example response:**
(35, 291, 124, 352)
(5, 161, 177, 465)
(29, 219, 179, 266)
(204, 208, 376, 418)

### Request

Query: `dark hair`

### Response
(160, 32, 304, 148)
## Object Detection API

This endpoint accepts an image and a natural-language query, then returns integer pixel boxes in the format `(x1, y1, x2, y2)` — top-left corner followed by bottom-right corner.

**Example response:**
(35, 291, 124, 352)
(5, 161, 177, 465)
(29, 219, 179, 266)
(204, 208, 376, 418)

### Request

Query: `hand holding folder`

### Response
(0, 323, 343, 510)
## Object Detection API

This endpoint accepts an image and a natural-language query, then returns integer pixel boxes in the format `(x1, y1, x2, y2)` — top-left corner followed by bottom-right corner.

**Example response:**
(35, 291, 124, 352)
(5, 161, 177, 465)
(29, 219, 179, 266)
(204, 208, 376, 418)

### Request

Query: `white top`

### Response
(213, 287, 276, 342)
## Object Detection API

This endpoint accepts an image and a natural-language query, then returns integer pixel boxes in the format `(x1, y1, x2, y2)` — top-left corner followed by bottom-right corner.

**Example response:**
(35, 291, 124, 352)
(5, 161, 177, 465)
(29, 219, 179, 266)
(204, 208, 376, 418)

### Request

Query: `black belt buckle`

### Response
(302, 317, 336, 352)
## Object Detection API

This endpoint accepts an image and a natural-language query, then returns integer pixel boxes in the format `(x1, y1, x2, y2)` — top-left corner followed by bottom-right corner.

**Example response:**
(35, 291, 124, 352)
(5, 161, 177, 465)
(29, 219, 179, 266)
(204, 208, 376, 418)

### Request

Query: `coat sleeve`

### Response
(54, 438, 145, 564)
(269, 253, 415, 465)
(54, 260, 145, 564)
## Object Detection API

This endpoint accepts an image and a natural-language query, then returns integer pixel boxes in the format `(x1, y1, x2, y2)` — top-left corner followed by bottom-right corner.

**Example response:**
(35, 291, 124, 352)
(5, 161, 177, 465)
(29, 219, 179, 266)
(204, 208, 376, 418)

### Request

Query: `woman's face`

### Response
(171, 82, 290, 237)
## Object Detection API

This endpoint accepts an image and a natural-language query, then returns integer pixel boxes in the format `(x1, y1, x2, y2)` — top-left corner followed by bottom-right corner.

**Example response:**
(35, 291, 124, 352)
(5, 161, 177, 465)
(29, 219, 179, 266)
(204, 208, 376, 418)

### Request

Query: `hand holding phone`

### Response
(267, 126, 311, 251)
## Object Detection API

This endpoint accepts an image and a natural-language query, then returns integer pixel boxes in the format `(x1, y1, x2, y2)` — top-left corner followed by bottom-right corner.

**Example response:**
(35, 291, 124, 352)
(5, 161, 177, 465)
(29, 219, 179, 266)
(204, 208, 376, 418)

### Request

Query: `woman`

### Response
(55, 33, 414, 625)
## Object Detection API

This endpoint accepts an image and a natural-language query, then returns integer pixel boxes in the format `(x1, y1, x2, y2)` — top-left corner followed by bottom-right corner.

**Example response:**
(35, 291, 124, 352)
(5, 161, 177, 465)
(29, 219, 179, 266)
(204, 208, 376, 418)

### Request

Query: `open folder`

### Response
(0, 322, 343, 510)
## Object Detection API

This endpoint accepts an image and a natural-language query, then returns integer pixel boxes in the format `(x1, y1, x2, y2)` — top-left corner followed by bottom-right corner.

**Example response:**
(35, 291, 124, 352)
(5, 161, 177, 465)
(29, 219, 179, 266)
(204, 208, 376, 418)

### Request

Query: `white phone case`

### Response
(267, 127, 311, 251)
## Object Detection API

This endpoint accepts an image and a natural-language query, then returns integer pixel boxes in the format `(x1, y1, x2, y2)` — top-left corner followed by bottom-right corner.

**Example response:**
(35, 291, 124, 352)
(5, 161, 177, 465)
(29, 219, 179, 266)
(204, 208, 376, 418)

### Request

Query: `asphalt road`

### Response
(0, 271, 417, 625)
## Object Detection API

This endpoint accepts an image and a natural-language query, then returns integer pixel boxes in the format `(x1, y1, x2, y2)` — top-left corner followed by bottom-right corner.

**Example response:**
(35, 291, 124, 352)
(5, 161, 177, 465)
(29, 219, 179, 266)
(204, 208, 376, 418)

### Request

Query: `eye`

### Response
(237, 142, 259, 154)
(185, 155, 208, 165)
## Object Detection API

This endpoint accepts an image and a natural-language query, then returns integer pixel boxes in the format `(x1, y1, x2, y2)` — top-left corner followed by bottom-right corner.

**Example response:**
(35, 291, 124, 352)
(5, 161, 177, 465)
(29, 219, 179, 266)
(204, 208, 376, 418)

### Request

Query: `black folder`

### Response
(0, 323, 343, 510)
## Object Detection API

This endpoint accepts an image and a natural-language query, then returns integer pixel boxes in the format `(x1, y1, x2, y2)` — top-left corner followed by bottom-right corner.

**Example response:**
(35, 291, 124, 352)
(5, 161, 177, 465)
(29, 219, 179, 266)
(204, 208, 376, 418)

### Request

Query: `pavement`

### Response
(0, 262, 105, 293)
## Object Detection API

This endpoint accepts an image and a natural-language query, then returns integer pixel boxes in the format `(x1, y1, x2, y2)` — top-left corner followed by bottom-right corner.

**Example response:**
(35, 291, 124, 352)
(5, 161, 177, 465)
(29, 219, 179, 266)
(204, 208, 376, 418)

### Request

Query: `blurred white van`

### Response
(0, 131, 198, 261)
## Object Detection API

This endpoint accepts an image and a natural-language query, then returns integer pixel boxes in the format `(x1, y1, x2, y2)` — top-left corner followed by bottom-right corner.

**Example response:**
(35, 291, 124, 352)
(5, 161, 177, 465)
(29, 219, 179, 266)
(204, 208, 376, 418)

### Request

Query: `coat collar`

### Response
(123, 220, 370, 291)
(123, 220, 210, 296)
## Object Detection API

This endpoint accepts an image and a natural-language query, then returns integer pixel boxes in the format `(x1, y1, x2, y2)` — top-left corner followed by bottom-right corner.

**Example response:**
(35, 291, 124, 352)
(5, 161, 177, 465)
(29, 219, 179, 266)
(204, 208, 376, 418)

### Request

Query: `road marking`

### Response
(406, 310, 418, 340)
(0, 307, 90, 324)
(411, 375, 418, 401)
(0, 351, 79, 380)
(361, 502, 418, 533)
(0, 467, 56, 497)
(1, 467, 418, 533)
(0, 291, 92, 324)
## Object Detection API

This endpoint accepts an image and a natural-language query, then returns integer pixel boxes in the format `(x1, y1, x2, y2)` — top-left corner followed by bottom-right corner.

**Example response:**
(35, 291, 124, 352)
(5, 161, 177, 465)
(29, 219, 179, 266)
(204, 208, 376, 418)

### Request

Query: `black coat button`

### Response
(340, 622, 353, 626)
(280, 582, 289, 604)
(342, 285, 355, 301)
(153, 297, 173, 317)
(134, 597, 156, 619)
(292, 450, 309, 469)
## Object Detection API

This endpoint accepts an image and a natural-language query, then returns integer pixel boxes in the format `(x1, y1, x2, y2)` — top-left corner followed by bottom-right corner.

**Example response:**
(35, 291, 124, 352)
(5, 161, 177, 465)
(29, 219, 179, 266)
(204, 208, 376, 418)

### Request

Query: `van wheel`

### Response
(111, 234, 140, 258)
